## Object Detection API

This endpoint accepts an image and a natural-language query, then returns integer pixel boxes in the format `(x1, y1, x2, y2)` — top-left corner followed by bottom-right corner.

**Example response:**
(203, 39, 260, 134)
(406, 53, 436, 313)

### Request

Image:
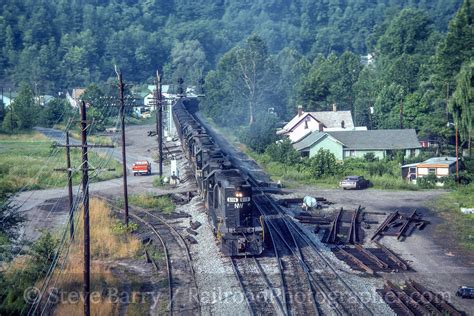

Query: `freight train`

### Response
(173, 99, 264, 256)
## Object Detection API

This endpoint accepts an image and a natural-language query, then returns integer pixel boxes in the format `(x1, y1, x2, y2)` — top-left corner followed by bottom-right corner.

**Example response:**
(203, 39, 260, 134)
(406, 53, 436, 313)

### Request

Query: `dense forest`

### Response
(0, 0, 463, 87)
(0, 0, 472, 146)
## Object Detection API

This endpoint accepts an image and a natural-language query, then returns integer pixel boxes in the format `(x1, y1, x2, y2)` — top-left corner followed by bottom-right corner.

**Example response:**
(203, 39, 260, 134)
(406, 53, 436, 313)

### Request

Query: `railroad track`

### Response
(103, 197, 201, 315)
(254, 193, 374, 316)
(230, 256, 285, 316)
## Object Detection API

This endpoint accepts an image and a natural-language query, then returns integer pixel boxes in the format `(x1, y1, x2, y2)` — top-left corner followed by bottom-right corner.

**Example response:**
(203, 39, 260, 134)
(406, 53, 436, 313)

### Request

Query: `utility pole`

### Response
(155, 71, 163, 177)
(446, 83, 450, 123)
(10, 88, 13, 127)
(53, 101, 114, 316)
(455, 125, 459, 184)
(115, 66, 130, 227)
(399, 97, 404, 129)
(80, 100, 91, 316)
(66, 131, 74, 240)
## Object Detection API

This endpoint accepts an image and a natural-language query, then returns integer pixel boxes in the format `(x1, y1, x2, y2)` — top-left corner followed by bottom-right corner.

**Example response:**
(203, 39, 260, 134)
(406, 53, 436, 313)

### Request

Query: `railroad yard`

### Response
(12, 110, 472, 315)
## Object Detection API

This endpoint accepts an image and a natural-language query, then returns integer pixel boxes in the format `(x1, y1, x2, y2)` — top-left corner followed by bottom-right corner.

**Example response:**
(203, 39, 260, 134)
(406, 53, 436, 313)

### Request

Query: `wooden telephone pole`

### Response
(115, 66, 130, 226)
(54, 101, 114, 316)
(54, 130, 75, 240)
(79, 100, 91, 316)
(154, 71, 163, 177)
(66, 132, 74, 239)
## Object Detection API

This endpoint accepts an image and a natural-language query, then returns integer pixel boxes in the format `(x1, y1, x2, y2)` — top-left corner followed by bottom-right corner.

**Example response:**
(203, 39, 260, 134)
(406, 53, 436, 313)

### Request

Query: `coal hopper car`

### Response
(173, 99, 264, 256)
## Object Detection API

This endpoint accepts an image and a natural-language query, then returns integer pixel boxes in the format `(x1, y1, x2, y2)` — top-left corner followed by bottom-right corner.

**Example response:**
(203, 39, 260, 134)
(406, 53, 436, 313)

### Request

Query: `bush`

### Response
(111, 221, 138, 234)
(153, 176, 166, 187)
(364, 152, 377, 162)
(265, 138, 300, 164)
(417, 173, 438, 188)
(239, 112, 278, 153)
(307, 149, 340, 177)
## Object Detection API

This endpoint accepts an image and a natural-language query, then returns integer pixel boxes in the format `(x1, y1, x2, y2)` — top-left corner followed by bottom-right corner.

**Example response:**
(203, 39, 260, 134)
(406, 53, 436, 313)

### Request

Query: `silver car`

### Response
(339, 176, 369, 190)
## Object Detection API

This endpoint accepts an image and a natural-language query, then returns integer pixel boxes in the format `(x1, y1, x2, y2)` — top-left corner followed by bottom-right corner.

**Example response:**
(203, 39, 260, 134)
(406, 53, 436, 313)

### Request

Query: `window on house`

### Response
(301, 151, 309, 158)
(304, 117, 310, 129)
(428, 168, 436, 175)
(350, 150, 356, 157)
(410, 149, 415, 157)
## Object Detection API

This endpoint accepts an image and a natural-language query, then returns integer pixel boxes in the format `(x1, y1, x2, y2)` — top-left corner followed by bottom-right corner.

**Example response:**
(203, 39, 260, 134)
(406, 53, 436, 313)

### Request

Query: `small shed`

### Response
(401, 157, 459, 182)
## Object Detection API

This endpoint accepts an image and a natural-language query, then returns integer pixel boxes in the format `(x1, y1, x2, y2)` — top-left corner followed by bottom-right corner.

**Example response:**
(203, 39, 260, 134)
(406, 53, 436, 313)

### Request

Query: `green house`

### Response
(293, 129, 422, 160)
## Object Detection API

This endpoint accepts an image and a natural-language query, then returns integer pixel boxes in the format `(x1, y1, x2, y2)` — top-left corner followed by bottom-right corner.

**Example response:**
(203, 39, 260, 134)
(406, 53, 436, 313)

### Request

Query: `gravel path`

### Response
(175, 196, 249, 316)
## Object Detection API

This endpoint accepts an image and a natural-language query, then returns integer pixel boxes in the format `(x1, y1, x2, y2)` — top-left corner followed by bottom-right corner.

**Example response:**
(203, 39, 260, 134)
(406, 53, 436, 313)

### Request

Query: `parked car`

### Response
(339, 176, 369, 190)
(456, 286, 474, 299)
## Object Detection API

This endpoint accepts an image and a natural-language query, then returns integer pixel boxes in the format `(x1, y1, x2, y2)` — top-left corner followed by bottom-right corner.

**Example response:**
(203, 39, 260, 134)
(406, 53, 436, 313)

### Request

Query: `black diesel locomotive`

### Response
(173, 99, 264, 256)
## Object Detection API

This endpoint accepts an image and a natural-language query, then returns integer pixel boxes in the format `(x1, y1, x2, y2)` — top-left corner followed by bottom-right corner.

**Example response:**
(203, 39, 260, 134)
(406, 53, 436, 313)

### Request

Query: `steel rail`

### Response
(108, 205, 173, 315)
(256, 192, 374, 315)
(229, 258, 256, 316)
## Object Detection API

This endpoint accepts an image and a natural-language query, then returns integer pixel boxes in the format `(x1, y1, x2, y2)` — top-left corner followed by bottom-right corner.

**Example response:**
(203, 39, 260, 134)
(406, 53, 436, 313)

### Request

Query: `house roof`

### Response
(312, 111, 354, 129)
(402, 157, 458, 168)
(328, 129, 421, 150)
(281, 111, 355, 133)
(417, 157, 458, 167)
(292, 132, 327, 151)
(72, 88, 85, 99)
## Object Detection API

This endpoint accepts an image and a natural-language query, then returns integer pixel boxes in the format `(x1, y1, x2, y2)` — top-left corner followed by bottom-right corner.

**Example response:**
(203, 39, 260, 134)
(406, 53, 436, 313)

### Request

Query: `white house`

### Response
(277, 105, 366, 143)
(0, 95, 13, 107)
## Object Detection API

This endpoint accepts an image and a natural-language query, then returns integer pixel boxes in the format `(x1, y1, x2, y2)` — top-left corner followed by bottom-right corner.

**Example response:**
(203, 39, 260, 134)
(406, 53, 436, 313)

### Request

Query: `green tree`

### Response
(39, 98, 69, 127)
(450, 62, 473, 155)
(3, 85, 38, 130)
(265, 138, 301, 164)
(239, 112, 278, 153)
(308, 149, 339, 178)
(436, 0, 474, 80)
(165, 40, 208, 87)
(202, 35, 283, 126)
(0, 202, 24, 261)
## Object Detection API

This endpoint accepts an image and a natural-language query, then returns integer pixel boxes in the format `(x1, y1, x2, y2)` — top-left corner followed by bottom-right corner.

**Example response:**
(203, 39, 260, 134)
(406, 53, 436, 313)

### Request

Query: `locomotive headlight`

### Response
(235, 191, 243, 198)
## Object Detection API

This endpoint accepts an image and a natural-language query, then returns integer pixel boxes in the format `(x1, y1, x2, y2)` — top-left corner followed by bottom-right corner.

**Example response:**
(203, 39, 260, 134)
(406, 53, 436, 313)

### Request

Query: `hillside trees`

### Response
(2, 85, 38, 130)
(202, 35, 285, 126)
(298, 51, 362, 112)
(164, 40, 208, 87)
(0, 0, 463, 93)
(436, 0, 474, 81)
(450, 62, 473, 154)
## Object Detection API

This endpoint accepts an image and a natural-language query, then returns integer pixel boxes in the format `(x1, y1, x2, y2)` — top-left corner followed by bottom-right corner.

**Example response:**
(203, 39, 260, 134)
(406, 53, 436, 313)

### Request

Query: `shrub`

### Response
(307, 149, 340, 177)
(417, 173, 438, 188)
(364, 152, 377, 162)
(239, 112, 278, 153)
(265, 138, 300, 164)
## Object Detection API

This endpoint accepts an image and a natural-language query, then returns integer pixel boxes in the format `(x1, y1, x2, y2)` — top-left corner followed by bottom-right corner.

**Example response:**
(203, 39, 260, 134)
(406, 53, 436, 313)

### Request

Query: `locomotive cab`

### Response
(209, 170, 264, 256)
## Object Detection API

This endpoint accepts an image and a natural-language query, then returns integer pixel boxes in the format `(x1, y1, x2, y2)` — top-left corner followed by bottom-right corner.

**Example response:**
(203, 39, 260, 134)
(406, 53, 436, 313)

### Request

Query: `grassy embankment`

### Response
(431, 184, 474, 252)
(120, 193, 175, 214)
(1, 198, 156, 315)
(45, 198, 149, 315)
(0, 132, 122, 202)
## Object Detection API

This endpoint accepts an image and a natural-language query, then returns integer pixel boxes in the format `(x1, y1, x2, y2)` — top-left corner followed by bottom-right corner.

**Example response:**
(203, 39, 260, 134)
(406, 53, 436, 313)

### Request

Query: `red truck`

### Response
(132, 160, 151, 176)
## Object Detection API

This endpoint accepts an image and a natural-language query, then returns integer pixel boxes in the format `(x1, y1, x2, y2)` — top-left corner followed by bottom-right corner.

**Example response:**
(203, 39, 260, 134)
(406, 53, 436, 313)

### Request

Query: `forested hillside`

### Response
(0, 0, 462, 90)
(0, 0, 471, 148)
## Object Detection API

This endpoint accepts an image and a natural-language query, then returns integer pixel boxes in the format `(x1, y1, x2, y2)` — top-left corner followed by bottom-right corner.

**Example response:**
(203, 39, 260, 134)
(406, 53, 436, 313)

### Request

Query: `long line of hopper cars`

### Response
(172, 99, 264, 256)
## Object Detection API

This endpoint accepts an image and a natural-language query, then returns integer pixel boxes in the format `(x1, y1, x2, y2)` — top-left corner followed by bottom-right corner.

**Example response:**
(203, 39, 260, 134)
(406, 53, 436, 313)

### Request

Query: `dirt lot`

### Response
(283, 187, 474, 312)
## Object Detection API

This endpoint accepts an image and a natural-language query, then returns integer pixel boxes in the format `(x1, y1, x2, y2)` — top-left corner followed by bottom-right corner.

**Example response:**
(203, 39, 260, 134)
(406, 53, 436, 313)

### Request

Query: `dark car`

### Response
(456, 286, 474, 299)
(339, 176, 370, 190)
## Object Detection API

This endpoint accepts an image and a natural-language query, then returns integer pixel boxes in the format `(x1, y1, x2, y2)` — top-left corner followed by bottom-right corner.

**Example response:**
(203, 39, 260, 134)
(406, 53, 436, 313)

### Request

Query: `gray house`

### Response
(293, 129, 422, 160)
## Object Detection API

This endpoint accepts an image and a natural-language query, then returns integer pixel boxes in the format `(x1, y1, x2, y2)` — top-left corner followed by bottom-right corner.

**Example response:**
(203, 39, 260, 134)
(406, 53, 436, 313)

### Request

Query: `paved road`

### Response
(15, 125, 181, 241)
